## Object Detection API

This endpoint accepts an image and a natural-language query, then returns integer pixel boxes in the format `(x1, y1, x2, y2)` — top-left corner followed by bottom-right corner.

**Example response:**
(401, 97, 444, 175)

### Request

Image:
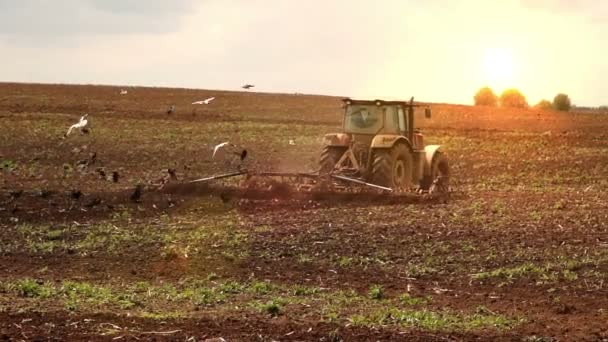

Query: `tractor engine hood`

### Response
(323, 133, 351, 146)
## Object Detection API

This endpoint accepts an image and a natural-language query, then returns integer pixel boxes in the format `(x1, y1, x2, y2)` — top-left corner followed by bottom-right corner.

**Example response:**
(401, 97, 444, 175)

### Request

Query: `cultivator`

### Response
(188, 168, 449, 199)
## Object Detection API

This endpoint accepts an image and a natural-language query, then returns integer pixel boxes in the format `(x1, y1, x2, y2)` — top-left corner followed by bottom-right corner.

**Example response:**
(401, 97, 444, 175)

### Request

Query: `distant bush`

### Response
(553, 93, 571, 112)
(499, 89, 528, 108)
(534, 100, 553, 111)
(474, 87, 498, 106)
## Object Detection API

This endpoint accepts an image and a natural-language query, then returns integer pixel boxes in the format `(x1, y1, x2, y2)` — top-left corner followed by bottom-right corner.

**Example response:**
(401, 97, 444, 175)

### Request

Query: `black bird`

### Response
(233, 149, 248, 161)
(89, 152, 97, 165)
(242, 84, 254, 89)
(219, 192, 231, 204)
(96, 168, 106, 179)
(84, 197, 101, 208)
(112, 171, 120, 183)
(9, 190, 23, 199)
(167, 168, 177, 180)
(166, 195, 175, 208)
(38, 189, 52, 198)
(70, 189, 83, 200)
(130, 184, 143, 202)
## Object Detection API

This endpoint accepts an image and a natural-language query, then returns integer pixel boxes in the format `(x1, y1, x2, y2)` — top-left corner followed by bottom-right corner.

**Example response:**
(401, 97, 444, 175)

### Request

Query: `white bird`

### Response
(288, 139, 296, 145)
(167, 105, 176, 114)
(212, 142, 232, 159)
(192, 97, 215, 105)
(120, 89, 128, 95)
(65, 114, 89, 137)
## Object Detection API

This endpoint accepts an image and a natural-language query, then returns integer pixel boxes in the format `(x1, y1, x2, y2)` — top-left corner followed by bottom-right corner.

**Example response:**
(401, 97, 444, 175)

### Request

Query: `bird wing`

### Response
(204, 97, 215, 104)
(212, 142, 229, 159)
(66, 124, 78, 136)
(192, 101, 203, 105)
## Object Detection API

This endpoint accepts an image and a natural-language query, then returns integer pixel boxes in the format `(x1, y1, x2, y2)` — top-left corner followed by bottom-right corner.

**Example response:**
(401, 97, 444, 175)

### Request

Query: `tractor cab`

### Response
(342, 98, 429, 151)
(321, 97, 447, 192)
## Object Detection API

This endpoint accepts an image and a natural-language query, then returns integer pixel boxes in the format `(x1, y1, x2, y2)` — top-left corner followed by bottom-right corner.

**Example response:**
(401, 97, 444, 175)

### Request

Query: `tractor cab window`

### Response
(397, 107, 407, 132)
(384, 106, 400, 134)
(344, 105, 383, 134)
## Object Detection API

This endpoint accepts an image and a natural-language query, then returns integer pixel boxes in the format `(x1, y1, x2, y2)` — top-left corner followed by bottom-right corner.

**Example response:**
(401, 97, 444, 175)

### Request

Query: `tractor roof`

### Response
(342, 98, 426, 107)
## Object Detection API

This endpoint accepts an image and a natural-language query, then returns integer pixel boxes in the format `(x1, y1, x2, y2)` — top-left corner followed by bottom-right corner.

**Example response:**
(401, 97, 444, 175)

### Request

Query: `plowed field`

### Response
(1, 83, 607, 341)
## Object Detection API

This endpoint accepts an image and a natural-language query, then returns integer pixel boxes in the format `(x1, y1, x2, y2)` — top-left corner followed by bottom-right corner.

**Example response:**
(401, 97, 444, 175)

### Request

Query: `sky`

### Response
(0, 0, 606, 106)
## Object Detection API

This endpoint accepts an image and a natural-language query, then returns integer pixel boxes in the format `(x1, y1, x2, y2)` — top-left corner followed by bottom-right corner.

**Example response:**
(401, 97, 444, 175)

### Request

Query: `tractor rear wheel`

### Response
(420, 151, 450, 190)
(370, 144, 413, 190)
(319, 146, 345, 174)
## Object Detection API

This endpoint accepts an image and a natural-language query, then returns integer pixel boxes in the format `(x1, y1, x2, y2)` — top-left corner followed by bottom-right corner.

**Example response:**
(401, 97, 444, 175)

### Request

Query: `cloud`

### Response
(0, 0, 606, 105)
(0, 0, 195, 44)
(520, 0, 608, 22)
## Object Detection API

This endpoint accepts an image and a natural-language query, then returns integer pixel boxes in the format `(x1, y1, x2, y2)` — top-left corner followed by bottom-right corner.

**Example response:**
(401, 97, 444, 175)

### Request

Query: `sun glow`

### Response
(481, 47, 518, 91)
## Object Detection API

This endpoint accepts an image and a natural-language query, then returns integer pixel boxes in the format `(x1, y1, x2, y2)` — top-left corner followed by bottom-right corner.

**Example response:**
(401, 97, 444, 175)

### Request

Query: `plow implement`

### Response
(185, 169, 449, 201)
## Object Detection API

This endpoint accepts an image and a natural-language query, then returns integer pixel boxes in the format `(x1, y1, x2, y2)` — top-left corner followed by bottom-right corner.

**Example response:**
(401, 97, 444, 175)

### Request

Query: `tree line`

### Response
(474, 87, 572, 112)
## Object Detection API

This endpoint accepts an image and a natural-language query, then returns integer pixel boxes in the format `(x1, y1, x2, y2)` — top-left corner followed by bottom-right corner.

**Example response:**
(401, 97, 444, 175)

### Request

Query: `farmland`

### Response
(1, 82, 608, 341)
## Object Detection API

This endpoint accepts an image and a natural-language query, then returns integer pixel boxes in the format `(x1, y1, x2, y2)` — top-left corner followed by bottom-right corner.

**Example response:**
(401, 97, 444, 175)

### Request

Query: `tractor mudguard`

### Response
(323, 133, 351, 147)
(370, 135, 412, 150)
(423, 145, 442, 176)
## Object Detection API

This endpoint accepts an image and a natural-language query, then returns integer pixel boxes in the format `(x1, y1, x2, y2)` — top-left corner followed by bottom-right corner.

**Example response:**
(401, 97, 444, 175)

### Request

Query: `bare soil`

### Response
(1, 82, 608, 341)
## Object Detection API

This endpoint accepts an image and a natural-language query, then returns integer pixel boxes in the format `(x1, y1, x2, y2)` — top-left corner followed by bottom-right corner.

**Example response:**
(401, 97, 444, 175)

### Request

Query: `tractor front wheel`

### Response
(370, 144, 413, 190)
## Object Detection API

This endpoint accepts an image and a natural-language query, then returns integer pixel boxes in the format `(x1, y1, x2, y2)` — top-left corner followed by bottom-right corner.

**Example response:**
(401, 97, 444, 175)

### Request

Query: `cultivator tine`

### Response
(188, 170, 248, 183)
(331, 174, 393, 192)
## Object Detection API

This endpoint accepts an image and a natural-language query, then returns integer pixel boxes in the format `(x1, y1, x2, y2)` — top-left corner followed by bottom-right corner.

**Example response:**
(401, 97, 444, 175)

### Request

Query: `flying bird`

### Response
(167, 105, 176, 115)
(192, 97, 215, 105)
(120, 89, 128, 95)
(65, 114, 89, 137)
(212, 142, 233, 159)
(242, 84, 255, 89)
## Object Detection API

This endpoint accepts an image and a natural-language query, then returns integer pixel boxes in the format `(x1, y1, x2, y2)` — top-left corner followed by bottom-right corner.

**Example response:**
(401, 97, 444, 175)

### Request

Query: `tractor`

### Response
(189, 97, 449, 198)
(319, 97, 449, 192)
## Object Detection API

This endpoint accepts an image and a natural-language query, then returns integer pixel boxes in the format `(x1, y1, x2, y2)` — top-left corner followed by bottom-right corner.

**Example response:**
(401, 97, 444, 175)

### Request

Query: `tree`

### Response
(499, 88, 528, 108)
(474, 87, 498, 106)
(553, 93, 571, 112)
(534, 99, 553, 111)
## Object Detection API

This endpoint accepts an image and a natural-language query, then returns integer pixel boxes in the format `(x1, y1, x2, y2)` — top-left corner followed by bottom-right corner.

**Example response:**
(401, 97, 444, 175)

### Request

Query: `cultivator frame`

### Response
(188, 169, 449, 198)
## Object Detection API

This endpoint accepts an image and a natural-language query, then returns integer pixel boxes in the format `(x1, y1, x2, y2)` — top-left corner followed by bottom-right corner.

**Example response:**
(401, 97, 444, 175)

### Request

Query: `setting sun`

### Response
(481, 47, 518, 90)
